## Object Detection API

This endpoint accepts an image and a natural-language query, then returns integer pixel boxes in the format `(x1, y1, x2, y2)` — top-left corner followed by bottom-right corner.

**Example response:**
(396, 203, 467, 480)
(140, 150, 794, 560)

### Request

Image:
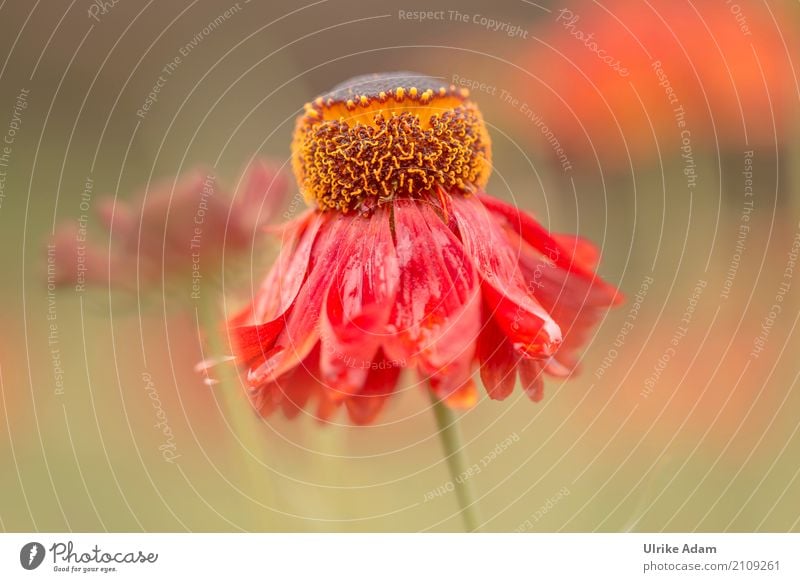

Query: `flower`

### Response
(51, 160, 288, 291)
(230, 72, 623, 425)
(516, 1, 797, 168)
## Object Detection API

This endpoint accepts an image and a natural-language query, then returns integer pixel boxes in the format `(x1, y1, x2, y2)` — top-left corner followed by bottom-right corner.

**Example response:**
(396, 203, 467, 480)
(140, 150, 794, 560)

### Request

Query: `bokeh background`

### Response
(1, 0, 799, 532)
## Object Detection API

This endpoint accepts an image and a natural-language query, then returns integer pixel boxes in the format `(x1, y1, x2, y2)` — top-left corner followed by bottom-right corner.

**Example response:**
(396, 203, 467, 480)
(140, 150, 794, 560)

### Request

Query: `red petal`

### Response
(451, 194, 561, 358)
(518, 360, 545, 402)
(279, 349, 322, 419)
(385, 199, 481, 398)
(320, 206, 398, 392)
(252, 213, 356, 384)
(251, 383, 281, 417)
(249, 211, 323, 323)
(479, 193, 621, 300)
(344, 351, 402, 425)
(229, 213, 324, 371)
(231, 318, 286, 370)
(544, 358, 572, 378)
(255, 366, 316, 420)
(252, 344, 337, 420)
(553, 234, 600, 270)
(515, 233, 618, 373)
(477, 315, 519, 401)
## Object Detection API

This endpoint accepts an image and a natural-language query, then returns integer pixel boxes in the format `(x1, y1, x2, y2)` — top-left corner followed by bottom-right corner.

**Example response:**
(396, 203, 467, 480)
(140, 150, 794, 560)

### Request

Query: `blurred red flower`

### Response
(50, 160, 288, 290)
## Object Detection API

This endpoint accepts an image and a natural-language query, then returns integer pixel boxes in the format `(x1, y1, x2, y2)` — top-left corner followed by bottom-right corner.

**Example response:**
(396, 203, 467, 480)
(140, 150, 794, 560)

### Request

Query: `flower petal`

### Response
(229, 212, 324, 371)
(552, 234, 600, 270)
(451, 194, 561, 358)
(477, 315, 519, 401)
(252, 213, 356, 384)
(518, 359, 545, 402)
(386, 199, 481, 400)
(479, 193, 623, 303)
(252, 344, 323, 419)
(319, 206, 398, 392)
(249, 211, 324, 323)
(515, 233, 619, 372)
(344, 351, 403, 425)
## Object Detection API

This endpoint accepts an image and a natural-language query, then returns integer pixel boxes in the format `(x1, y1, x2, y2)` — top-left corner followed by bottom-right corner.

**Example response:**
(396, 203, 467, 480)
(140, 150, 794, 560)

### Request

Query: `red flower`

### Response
(230, 73, 622, 425)
(51, 160, 288, 291)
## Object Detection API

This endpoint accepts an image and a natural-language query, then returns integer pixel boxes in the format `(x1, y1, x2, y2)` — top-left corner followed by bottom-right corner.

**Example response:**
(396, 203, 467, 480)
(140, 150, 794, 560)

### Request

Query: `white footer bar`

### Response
(1, 533, 797, 581)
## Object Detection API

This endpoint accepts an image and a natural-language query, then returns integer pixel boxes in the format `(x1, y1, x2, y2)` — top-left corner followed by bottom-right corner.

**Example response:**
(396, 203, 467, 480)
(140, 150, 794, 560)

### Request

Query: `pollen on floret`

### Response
(291, 72, 492, 213)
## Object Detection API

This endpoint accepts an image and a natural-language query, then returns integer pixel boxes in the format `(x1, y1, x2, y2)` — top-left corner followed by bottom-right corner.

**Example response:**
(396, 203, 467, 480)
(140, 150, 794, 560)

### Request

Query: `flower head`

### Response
(230, 72, 622, 424)
(292, 73, 491, 213)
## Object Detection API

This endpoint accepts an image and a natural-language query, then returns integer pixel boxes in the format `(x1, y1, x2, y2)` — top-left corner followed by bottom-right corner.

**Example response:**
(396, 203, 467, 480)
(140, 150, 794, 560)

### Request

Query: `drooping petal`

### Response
(344, 350, 403, 425)
(514, 231, 619, 373)
(552, 234, 601, 270)
(251, 344, 323, 419)
(251, 213, 358, 384)
(518, 359, 545, 402)
(479, 193, 623, 303)
(544, 357, 572, 378)
(477, 314, 519, 401)
(229, 212, 324, 371)
(248, 211, 323, 323)
(232, 187, 622, 422)
(231, 318, 286, 371)
(451, 194, 562, 358)
(385, 199, 481, 401)
(478, 193, 566, 260)
(423, 283, 481, 401)
(319, 206, 398, 394)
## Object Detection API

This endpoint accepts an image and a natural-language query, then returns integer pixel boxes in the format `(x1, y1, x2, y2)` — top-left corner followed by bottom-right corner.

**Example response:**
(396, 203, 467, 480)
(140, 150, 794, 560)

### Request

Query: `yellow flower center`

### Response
(291, 72, 492, 213)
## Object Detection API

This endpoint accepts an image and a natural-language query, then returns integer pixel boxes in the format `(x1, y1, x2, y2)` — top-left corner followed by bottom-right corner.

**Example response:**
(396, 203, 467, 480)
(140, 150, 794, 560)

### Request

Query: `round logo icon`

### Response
(20, 542, 46, 570)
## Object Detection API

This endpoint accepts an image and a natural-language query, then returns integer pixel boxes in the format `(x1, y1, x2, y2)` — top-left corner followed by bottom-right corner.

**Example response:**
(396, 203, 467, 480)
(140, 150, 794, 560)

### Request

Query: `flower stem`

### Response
(429, 391, 482, 532)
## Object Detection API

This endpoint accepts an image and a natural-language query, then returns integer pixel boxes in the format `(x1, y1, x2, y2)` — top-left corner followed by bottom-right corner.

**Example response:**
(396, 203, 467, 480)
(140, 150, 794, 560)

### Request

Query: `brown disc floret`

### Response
(291, 72, 492, 213)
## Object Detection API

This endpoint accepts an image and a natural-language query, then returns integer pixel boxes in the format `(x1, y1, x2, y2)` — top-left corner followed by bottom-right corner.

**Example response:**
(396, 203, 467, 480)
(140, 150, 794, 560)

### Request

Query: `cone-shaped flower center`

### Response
(292, 72, 492, 213)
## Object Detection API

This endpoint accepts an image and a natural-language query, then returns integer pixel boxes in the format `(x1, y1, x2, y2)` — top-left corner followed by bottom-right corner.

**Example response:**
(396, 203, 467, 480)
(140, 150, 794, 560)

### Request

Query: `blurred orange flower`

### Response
(516, 0, 797, 168)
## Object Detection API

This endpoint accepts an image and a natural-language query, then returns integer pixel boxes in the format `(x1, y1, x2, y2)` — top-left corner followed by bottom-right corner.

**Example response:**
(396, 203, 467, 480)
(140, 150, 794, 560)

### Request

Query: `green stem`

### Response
(429, 391, 482, 532)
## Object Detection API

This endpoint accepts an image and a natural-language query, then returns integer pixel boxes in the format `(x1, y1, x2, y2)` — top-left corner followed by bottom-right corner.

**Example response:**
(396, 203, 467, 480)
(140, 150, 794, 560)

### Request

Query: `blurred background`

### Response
(0, 0, 799, 532)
